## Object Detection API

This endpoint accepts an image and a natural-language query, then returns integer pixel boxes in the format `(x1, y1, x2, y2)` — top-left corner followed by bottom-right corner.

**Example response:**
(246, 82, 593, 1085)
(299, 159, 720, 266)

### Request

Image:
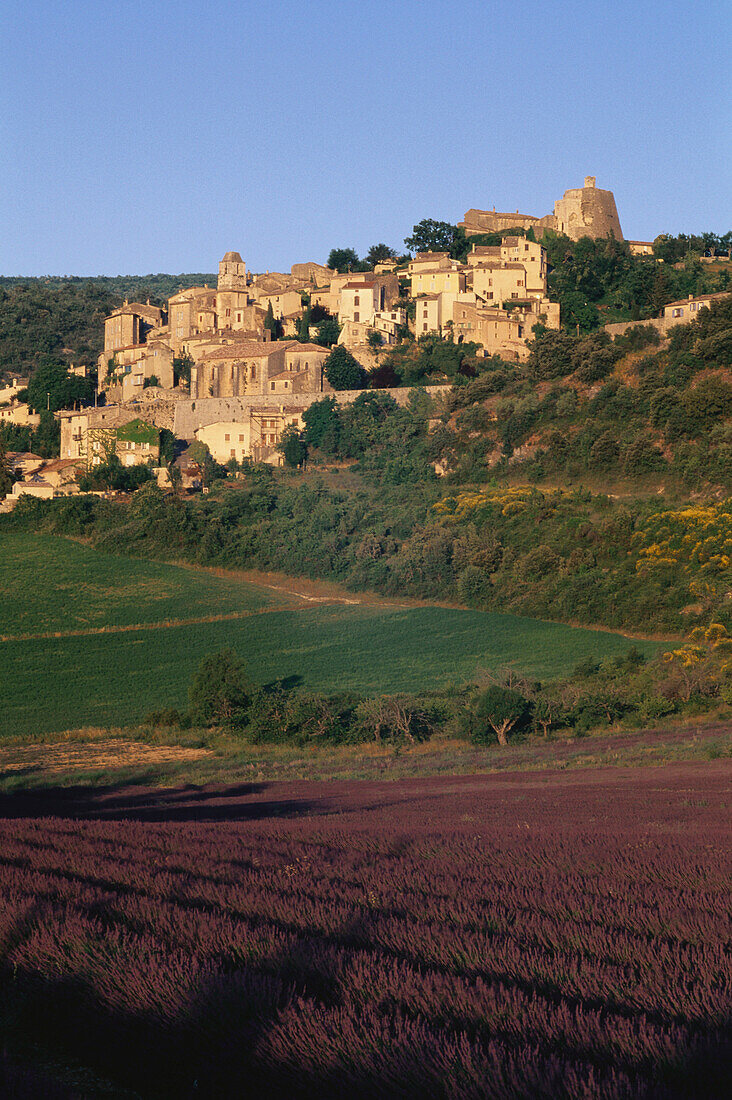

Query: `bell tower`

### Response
(218, 251, 248, 291)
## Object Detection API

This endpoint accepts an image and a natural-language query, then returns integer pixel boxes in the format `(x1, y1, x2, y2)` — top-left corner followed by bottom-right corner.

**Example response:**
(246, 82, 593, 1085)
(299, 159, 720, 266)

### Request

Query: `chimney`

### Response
(584, 176, 596, 188)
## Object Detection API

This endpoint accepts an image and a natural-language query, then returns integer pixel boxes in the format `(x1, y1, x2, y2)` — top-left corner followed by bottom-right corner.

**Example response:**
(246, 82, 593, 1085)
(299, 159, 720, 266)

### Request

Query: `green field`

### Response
(0, 532, 660, 737)
(0, 532, 286, 637)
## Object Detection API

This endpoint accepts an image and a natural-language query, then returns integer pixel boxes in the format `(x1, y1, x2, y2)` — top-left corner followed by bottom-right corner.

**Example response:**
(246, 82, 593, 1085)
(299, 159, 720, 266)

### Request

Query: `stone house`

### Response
(103, 301, 165, 358)
(0, 401, 41, 428)
(57, 407, 160, 468)
(106, 339, 174, 401)
(194, 406, 305, 465)
(452, 302, 535, 361)
(10, 458, 83, 500)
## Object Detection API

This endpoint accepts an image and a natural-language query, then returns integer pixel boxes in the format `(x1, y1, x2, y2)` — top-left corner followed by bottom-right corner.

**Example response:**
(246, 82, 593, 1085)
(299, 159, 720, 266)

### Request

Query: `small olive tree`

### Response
(467, 685, 531, 746)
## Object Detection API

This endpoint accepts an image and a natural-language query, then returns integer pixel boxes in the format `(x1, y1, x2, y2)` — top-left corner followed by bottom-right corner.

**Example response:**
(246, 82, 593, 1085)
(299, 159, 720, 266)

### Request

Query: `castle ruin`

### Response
(460, 177, 624, 242)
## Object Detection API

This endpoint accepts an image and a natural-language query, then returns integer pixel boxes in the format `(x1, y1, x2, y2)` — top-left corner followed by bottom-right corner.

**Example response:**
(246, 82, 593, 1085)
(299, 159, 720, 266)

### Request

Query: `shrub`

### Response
(457, 566, 492, 607)
(188, 649, 253, 727)
(145, 708, 187, 728)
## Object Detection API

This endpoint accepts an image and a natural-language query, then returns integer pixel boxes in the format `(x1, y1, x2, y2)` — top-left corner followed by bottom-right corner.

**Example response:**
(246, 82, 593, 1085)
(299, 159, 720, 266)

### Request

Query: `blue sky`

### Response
(1, 0, 729, 275)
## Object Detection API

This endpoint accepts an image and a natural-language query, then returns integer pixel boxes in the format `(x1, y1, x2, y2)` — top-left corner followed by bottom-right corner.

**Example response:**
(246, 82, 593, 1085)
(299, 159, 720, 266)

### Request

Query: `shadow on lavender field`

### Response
(0, 765, 730, 1098)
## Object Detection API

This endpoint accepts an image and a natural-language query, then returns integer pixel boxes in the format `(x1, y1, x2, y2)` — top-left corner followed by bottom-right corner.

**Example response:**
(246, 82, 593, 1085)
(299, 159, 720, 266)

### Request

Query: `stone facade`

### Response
(174, 386, 450, 442)
(195, 408, 306, 466)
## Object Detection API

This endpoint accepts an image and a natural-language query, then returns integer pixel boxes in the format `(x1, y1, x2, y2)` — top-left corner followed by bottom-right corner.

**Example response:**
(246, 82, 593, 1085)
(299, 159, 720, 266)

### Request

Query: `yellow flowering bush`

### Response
(634, 502, 732, 600)
(433, 486, 545, 521)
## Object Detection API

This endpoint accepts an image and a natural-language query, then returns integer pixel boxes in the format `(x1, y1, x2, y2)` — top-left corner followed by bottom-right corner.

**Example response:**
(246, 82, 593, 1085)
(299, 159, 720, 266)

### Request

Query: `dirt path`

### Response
(183, 563, 678, 642)
(0, 606, 294, 643)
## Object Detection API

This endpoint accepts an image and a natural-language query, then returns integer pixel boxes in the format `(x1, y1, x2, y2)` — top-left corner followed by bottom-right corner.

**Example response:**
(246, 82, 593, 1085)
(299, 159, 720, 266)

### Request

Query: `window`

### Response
(239, 434, 244, 442)
(354, 296, 360, 305)
(224, 433, 230, 441)
(230, 449, 235, 458)
(423, 323, 428, 331)
(354, 312, 359, 322)
(672, 308, 683, 317)
(271, 382, 276, 390)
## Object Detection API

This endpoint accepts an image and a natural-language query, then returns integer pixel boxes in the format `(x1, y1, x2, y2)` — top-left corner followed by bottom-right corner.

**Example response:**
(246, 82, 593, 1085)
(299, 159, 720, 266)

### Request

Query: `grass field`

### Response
(0, 531, 288, 637)
(0, 531, 661, 737)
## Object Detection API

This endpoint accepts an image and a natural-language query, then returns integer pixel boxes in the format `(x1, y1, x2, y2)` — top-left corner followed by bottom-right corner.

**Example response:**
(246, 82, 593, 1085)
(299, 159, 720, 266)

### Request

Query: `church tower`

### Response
(218, 251, 248, 291)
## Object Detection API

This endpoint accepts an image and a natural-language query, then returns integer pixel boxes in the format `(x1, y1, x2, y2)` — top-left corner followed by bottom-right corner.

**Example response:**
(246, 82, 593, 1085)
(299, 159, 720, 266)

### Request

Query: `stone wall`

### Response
(604, 318, 668, 339)
(173, 386, 450, 440)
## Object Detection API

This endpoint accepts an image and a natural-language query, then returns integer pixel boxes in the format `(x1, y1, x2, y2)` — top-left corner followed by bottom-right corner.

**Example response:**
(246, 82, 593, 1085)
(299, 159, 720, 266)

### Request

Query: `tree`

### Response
(298, 308, 311, 341)
(404, 219, 469, 262)
(327, 248, 360, 274)
(302, 396, 340, 451)
(173, 354, 193, 386)
(323, 345, 367, 390)
(27, 355, 93, 413)
(316, 317, 341, 347)
(367, 329, 384, 350)
(168, 463, 183, 496)
(77, 455, 153, 492)
(365, 243, 397, 268)
(0, 435, 14, 499)
(158, 428, 177, 466)
(188, 649, 253, 726)
(278, 425, 308, 468)
(264, 301, 281, 340)
(468, 685, 531, 746)
(355, 695, 434, 744)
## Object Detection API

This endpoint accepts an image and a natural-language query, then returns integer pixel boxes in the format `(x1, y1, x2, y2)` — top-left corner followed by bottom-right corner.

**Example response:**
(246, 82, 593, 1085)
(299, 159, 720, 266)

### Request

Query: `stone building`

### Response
(194, 406, 306, 466)
(553, 177, 623, 241)
(191, 341, 330, 400)
(57, 406, 160, 468)
(103, 301, 165, 357)
(460, 176, 624, 242)
(415, 236, 559, 348)
(605, 291, 732, 339)
(452, 303, 535, 361)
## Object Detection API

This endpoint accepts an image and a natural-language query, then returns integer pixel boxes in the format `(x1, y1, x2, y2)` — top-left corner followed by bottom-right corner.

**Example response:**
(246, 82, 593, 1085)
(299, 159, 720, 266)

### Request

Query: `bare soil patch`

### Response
(0, 738, 211, 776)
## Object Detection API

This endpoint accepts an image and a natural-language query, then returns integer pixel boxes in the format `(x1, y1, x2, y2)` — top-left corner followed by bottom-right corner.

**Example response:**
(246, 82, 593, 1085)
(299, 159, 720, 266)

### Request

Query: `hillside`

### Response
(0, 273, 215, 375)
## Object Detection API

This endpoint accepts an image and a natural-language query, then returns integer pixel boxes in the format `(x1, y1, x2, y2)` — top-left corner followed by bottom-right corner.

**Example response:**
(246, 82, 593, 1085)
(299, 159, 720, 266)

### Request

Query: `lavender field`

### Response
(0, 765, 730, 1099)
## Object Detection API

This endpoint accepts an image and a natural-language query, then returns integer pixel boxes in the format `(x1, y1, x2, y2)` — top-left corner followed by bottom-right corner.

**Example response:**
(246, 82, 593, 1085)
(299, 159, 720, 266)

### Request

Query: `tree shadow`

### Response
(0, 780, 331, 823)
(1, 897, 729, 1099)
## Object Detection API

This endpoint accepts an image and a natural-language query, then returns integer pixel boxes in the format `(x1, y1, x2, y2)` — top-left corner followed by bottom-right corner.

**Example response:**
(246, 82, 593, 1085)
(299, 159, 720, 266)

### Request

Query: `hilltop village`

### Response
(1, 175, 729, 500)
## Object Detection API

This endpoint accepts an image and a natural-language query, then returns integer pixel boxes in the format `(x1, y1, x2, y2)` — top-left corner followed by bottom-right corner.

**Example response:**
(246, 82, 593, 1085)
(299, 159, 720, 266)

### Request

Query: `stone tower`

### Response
(218, 251, 248, 291)
(553, 177, 623, 241)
